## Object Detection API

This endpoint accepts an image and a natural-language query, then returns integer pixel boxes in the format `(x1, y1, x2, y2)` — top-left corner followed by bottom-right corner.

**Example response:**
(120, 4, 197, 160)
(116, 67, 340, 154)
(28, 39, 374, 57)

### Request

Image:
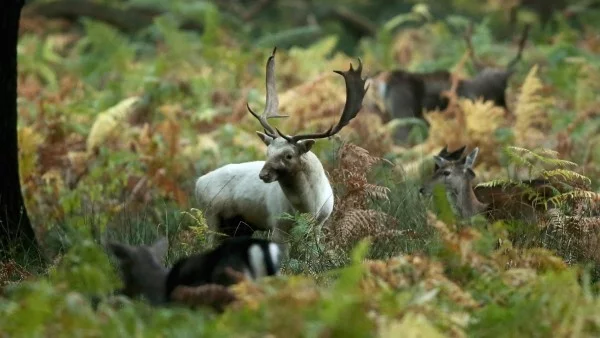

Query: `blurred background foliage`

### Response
(3, 0, 600, 335)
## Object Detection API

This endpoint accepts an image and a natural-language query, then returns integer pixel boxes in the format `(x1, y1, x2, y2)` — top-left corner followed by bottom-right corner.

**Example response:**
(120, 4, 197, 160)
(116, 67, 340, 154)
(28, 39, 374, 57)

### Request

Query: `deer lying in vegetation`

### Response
(420, 147, 556, 223)
(368, 24, 530, 143)
(107, 237, 170, 305)
(107, 236, 282, 310)
(195, 48, 368, 256)
(165, 236, 281, 302)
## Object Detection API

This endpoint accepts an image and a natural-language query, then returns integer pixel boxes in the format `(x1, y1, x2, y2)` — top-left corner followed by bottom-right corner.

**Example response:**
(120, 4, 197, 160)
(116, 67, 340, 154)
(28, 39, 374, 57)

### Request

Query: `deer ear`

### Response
(256, 131, 273, 146)
(296, 139, 315, 154)
(149, 237, 168, 261)
(433, 155, 449, 169)
(464, 147, 480, 169)
(107, 242, 133, 264)
(465, 168, 476, 179)
(449, 145, 466, 160)
(437, 146, 449, 157)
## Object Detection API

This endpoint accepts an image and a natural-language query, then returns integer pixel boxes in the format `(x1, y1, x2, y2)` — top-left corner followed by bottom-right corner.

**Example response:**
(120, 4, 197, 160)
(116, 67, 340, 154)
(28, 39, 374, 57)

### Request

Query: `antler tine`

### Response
(463, 22, 484, 72)
(506, 24, 531, 69)
(288, 58, 368, 143)
(274, 127, 293, 142)
(247, 47, 287, 138)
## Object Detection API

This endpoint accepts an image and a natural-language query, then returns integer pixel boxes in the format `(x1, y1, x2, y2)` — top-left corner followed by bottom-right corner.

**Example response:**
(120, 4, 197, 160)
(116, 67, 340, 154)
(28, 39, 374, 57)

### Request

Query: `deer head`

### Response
(420, 147, 480, 198)
(248, 47, 368, 183)
(106, 237, 169, 304)
(434, 145, 467, 172)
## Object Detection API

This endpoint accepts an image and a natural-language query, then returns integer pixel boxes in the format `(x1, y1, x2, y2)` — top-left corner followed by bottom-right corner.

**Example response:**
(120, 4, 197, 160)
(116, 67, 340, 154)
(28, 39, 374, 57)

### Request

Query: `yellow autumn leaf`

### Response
(86, 96, 144, 153)
(379, 313, 447, 338)
(514, 65, 552, 148)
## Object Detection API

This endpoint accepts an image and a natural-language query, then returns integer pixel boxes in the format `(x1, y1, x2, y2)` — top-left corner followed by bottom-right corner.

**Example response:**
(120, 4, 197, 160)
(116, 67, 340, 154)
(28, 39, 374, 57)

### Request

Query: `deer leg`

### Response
(205, 212, 224, 247)
(220, 216, 256, 238)
(270, 224, 291, 262)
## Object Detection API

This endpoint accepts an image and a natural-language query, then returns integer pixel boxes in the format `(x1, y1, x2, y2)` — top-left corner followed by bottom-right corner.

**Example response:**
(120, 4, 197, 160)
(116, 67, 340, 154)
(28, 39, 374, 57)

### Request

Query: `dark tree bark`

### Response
(0, 0, 39, 258)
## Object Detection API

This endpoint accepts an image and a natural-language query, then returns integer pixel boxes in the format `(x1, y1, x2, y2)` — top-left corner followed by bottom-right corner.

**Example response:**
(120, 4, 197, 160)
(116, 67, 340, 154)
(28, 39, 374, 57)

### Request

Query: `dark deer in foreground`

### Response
(107, 236, 282, 311)
(195, 48, 368, 258)
(420, 147, 556, 223)
(165, 236, 281, 303)
(368, 24, 530, 143)
(106, 237, 170, 305)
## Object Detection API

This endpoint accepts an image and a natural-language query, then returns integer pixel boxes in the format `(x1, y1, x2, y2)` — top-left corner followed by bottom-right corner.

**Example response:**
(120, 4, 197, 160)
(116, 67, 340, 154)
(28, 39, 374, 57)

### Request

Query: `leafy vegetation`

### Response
(4, 0, 600, 336)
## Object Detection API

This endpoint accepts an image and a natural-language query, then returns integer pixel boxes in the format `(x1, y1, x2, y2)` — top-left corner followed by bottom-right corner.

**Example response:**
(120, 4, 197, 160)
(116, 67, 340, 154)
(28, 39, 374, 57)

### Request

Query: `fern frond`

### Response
(513, 65, 551, 148)
(503, 147, 537, 171)
(328, 209, 399, 250)
(542, 169, 592, 188)
(476, 179, 513, 189)
(536, 148, 559, 158)
(505, 146, 578, 168)
(547, 190, 600, 209)
(364, 184, 391, 201)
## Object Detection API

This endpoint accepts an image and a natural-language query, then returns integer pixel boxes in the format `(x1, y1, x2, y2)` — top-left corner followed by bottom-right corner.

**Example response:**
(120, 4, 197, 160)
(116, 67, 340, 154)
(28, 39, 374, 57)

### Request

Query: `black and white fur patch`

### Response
(165, 237, 281, 301)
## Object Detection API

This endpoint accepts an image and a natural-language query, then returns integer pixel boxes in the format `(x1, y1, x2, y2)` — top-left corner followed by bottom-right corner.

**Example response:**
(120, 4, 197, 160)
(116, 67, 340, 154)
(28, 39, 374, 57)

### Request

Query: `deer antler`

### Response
(463, 22, 484, 72)
(276, 58, 369, 143)
(506, 24, 531, 69)
(247, 47, 288, 138)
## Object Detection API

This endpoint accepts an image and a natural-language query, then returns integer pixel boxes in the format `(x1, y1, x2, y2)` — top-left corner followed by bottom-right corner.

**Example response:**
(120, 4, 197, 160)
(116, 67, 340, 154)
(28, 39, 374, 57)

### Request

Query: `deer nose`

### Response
(418, 187, 425, 195)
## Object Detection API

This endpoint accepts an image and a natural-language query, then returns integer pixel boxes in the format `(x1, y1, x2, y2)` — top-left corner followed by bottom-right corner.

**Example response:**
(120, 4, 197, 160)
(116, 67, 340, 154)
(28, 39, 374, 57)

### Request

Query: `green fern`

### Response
(542, 169, 591, 188)
(476, 179, 511, 189)
(476, 178, 554, 210)
(547, 190, 599, 209)
(505, 146, 578, 169)
(498, 145, 596, 213)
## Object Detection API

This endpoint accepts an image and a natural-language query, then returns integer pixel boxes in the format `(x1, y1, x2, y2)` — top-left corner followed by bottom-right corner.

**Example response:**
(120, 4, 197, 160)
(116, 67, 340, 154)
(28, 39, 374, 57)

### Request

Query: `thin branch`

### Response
(463, 22, 484, 72)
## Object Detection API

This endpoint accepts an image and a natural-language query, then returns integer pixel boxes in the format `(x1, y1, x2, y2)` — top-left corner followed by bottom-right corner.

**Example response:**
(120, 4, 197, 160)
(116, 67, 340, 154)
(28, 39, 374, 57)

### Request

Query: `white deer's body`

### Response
(194, 48, 367, 257)
(196, 148, 334, 247)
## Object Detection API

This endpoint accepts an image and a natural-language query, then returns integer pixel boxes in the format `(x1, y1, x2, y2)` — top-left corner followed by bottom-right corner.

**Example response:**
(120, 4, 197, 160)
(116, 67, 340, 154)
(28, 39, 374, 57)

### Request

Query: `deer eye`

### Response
(285, 154, 293, 160)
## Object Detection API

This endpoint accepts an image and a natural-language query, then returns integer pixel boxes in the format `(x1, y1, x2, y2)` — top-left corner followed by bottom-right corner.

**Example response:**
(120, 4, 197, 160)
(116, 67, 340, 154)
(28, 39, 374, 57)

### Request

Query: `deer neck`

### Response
(277, 151, 330, 215)
(451, 181, 488, 219)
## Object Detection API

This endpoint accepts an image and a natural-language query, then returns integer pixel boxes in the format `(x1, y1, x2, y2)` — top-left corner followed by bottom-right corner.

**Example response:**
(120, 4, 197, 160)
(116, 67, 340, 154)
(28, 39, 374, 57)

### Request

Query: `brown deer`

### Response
(419, 147, 556, 223)
(368, 24, 530, 143)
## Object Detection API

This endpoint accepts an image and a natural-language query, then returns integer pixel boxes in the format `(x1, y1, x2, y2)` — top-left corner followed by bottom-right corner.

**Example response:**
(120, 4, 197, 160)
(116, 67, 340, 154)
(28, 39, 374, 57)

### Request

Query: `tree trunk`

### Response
(0, 0, 39, 259)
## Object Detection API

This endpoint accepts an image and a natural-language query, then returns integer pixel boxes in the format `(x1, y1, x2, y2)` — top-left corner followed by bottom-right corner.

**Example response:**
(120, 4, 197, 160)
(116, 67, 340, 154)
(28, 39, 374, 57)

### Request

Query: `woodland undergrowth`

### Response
(3, 1, 600, 336)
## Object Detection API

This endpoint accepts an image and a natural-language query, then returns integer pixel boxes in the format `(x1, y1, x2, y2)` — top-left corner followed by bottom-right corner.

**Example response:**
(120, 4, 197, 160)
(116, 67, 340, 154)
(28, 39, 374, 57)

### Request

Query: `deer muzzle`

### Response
(259, 166, 278, 183)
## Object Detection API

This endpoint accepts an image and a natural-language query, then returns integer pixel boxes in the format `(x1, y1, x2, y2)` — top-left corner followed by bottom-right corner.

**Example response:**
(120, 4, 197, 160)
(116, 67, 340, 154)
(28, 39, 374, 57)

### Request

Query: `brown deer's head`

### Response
(434, 145, 467, 171)
(248, 48, 369, 183)
(420, 147, 480, 197)
(106, 237, 169, 304)
(420, 147, 487, 219)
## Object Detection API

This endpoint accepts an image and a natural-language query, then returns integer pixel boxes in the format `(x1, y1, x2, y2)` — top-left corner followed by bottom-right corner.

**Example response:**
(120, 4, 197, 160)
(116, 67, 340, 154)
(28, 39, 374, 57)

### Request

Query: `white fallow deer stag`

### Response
(195, 48, 368, 258)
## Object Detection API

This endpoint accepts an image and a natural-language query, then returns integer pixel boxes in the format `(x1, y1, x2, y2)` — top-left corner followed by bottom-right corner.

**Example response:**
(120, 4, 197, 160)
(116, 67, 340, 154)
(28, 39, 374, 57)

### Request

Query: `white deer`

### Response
(195, 48, 368, 257)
